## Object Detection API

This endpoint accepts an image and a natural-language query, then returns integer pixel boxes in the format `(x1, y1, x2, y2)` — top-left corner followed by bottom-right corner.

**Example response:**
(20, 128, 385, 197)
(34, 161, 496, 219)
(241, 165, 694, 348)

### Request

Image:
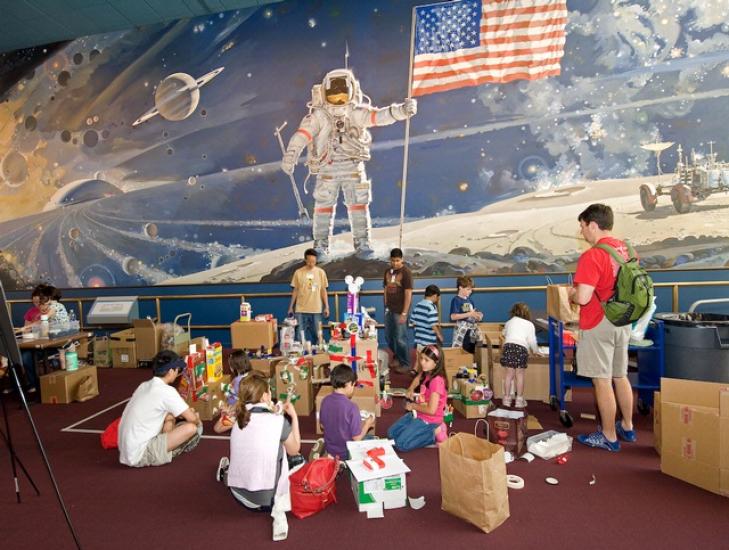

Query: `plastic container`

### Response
(239, 301, 252, 322)
(65, 350, 79, 371)
(39, 315, 50, 338)
(526, 430, 573, 460)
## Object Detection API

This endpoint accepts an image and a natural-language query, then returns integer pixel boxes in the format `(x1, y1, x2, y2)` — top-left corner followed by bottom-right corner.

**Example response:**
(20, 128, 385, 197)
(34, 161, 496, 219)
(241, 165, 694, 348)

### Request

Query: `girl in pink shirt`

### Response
(387, 345, 447, 451)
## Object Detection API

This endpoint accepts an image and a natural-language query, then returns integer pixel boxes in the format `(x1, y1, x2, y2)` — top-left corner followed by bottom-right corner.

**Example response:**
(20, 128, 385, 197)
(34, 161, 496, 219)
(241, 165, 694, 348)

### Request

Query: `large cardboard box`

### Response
(40, 365, 98, 404)
(274, 359, 314, 416)
(654, 390, 661, 456)
(110, 329, 137, 368)
(132, 319, 162, 362)
(660, 377, 729, 497)
(189, 375, 231, 421)
(315, 385, 380, 435)
(480, 348, 569, 404)
(346, 439, 410, 517)
(231, 320, 278, 351)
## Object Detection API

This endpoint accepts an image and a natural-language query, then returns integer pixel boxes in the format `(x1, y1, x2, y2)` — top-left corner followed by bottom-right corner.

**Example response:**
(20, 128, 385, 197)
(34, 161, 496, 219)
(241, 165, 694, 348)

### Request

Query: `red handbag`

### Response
(289, 457, 339, 519)
(100, 417, 121, 449)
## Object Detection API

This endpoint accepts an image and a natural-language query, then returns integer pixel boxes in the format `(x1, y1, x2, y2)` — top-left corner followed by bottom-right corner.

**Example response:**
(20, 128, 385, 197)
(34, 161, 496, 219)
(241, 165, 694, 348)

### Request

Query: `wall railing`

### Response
(8, 279, 728, 332)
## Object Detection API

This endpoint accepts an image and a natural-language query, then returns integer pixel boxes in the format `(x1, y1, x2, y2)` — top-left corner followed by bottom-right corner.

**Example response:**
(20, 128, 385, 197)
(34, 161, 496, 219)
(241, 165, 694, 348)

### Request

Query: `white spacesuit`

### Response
(281, 68, 417, 255)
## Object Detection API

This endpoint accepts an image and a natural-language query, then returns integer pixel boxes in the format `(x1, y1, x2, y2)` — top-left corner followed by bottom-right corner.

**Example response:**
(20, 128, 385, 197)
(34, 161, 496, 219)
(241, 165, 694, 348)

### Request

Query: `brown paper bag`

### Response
(439, 432, 510, 533)
(546, 284, 580, 322)
(75, 376, 99, 402)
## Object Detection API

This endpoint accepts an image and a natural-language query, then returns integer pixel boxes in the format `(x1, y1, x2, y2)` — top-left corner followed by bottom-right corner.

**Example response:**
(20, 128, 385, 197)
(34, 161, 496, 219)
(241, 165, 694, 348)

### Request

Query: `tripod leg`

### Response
(0, 425, 41, 497)
(0, 390, 24, 502)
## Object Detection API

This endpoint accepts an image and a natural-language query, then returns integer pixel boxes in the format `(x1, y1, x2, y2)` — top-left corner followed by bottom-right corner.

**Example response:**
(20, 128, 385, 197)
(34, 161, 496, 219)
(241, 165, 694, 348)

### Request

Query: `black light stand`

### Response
(0, 281, 82, 549)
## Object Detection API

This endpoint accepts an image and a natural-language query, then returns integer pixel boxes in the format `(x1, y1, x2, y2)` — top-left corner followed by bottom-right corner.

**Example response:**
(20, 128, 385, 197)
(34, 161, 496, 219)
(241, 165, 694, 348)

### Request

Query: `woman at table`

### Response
(24, 284, 69, 326)
(21, 284, 69, 397)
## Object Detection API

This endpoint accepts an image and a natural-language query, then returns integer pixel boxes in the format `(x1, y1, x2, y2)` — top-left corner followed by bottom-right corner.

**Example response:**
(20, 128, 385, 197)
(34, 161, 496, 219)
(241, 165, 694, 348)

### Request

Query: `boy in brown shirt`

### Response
(383, 248, 413, 374)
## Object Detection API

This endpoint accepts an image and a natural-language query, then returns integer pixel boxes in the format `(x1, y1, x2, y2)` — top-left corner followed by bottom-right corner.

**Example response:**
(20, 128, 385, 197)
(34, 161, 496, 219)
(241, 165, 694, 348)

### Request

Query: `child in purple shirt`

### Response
(318, 364, 375, 460)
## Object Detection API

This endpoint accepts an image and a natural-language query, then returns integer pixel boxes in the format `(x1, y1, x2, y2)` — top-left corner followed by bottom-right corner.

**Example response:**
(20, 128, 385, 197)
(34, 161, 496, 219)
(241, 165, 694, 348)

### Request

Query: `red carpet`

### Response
(1, 367, 728, 549)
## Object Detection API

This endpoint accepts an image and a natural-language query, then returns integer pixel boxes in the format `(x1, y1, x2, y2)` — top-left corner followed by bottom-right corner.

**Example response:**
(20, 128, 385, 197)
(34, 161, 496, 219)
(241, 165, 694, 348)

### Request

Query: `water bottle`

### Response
(68, 310, 80, 331)
(39, 315, 50, 338)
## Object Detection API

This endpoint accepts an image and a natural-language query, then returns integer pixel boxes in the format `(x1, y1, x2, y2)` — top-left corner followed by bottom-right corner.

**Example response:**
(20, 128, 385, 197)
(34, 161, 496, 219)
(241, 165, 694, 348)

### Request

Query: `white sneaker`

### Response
(502, 396, 512, 407)
(272, 516, 289, 541)
(216, 457, 229, 483)
(515, 396, 527, 408)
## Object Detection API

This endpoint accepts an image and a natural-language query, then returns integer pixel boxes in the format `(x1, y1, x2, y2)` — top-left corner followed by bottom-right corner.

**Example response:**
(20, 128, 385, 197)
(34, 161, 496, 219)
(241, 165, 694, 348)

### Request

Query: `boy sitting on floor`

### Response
(118, 350, 203, 468)
(314, 364, 375, 460)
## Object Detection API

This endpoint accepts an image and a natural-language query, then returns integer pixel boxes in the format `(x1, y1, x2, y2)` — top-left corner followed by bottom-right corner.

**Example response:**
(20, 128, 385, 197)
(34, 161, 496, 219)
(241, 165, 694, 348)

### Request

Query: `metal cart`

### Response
(547, 317, 665, 427)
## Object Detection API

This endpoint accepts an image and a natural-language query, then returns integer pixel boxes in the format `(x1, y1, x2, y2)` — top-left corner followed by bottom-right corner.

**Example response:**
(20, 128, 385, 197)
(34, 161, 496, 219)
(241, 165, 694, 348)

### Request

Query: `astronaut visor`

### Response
(325, 77, 350, 105)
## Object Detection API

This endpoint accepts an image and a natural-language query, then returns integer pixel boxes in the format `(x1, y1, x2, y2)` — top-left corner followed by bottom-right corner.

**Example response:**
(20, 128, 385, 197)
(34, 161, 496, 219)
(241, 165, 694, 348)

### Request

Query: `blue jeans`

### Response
(385, 310, 410, 368)
(21, 350, 38, 391)
(387, 413, 437, 452)
(295, 313, 322, 344)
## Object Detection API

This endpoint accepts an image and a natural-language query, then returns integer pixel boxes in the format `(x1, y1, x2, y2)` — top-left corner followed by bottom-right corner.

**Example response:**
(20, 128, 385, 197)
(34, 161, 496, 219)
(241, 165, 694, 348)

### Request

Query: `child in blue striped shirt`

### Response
(410, 285, 443, 353)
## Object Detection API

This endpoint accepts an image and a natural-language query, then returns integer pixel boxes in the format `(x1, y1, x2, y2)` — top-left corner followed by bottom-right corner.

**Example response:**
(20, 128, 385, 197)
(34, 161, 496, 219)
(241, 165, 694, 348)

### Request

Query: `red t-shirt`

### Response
(24, 306, 41, 324)
(573, 237, 629, 330)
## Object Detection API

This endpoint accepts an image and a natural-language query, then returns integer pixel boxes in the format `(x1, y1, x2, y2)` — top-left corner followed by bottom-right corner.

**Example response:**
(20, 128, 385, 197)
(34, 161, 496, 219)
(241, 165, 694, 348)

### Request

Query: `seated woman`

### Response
(213, 372, 301, 542)
(21, 284, 70, 395)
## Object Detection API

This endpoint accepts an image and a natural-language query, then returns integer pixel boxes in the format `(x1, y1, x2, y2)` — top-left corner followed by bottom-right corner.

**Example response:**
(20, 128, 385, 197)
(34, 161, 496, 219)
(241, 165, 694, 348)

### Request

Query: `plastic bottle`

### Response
(65, 343, 79, 371)
(39, 315, 50, 338)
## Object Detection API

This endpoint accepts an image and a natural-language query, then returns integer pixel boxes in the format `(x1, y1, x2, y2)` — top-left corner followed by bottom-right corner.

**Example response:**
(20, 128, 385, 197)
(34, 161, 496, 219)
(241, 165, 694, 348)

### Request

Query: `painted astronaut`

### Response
(281, 68, 417, 256)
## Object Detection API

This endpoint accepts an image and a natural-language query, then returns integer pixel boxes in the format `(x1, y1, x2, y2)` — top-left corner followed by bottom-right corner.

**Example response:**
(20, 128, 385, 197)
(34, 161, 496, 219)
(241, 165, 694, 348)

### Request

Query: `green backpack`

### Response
(594, 242, 654, 327)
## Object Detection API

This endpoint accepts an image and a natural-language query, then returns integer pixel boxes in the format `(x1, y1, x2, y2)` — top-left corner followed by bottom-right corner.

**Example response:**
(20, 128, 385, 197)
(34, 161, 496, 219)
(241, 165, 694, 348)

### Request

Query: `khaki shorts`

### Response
(134, 423, 203, 468)
(576, 316, 631, 379)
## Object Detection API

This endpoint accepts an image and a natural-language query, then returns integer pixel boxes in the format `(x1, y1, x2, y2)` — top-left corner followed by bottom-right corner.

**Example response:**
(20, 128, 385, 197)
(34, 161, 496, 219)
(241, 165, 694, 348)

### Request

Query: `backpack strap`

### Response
(594, 242, 633, 265)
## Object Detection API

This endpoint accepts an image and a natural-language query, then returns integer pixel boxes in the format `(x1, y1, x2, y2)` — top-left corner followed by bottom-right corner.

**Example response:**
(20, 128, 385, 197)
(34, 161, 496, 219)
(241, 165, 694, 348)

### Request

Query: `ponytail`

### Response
(234, 372, 270, 429)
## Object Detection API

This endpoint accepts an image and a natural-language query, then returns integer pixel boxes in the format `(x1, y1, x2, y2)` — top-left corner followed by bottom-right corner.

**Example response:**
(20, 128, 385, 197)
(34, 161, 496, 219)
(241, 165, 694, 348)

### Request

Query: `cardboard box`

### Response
(346, 439, 410, 517)
(40, 365, 98, 404)
(274, 359, 314, 416)
(90, 336, 112, 367)
(443, 348, 474, 390)
(231, 320, 278, 351)
(110, 329, 137, 368)
(249, 357, 281, 377)
(660, 377, 729, 497)
(452, 397, 490, 419)
(482, 348, 570, 404)
(654, 390, 661, 456)
(189, 375, 231, 421)
(315, 385, 379, 435)
(204, 342, 224, 381)
(132, 319, 162, 362)
(477, 323, 504, 347)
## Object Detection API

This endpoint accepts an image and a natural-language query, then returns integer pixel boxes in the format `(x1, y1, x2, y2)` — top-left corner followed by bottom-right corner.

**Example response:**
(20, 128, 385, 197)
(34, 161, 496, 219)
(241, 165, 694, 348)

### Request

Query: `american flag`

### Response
(411, 0, 568, 97)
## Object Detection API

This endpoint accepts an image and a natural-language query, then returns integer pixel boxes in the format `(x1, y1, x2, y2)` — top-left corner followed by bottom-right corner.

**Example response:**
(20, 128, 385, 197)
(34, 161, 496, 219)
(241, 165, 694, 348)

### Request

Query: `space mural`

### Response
(3, 0, 729, 291)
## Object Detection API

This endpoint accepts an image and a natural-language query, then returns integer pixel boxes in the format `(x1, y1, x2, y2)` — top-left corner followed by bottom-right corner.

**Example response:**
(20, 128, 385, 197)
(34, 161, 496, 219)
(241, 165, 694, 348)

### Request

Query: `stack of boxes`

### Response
(177, 343, 230, 421)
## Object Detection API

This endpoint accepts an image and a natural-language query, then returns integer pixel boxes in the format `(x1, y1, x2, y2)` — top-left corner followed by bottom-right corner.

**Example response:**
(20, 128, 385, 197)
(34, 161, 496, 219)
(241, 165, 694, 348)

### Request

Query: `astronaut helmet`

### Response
(320, 68, 362, 109)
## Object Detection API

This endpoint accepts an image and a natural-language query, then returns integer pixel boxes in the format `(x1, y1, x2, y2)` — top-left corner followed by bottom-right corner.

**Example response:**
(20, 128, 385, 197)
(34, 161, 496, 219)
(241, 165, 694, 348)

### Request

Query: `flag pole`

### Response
(398, 7, 417, 249)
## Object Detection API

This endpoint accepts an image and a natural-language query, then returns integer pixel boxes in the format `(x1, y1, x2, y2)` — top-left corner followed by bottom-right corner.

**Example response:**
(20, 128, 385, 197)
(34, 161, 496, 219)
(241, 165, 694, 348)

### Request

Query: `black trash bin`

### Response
(654, 312, 729, 383)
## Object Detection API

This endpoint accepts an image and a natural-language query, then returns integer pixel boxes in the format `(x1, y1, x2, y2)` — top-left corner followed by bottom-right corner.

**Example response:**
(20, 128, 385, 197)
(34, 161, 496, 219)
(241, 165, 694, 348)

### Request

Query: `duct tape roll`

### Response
(506, 475, 525, 490)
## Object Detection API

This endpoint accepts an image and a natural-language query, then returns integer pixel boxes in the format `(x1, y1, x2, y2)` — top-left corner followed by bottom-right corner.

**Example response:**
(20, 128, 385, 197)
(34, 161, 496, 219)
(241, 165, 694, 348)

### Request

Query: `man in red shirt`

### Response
(569, 204, 636, 452)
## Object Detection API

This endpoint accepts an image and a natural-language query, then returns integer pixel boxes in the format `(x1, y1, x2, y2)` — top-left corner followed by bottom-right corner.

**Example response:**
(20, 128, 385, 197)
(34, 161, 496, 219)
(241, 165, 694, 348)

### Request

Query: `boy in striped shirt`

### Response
(411, 285, 443, 352)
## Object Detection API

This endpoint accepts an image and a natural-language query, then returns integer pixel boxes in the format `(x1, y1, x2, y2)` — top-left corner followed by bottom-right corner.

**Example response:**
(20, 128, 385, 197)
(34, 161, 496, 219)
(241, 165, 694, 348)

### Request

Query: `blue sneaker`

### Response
(577, 431, 620, 452)
(615, 421, 637, 443)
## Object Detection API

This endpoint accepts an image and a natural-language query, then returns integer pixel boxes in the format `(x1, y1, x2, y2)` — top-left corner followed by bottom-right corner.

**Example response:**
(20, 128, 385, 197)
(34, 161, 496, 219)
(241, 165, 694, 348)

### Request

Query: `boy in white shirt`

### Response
(118, 350, 202, 467)
(500, 303, 540, 408)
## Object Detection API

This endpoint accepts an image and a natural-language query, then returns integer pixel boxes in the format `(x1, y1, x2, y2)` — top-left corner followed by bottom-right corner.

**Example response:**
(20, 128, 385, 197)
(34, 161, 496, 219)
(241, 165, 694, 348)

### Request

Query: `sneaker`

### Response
(394, 365, 411, 375)
(216, 457, 229, 483)
(514, 396, 527, 408)
(309, 437, 325, 462)
(502, 396, 512, 407)
(615, 421, 637, 443)
(577, 431, 620, 452)
(287, 453, 306, 470)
